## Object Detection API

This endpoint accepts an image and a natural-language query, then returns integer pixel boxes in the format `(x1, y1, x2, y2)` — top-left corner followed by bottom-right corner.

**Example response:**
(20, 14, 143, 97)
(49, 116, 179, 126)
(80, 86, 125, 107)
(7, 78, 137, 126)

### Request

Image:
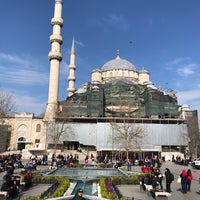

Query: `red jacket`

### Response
(187, 173, 193, 181)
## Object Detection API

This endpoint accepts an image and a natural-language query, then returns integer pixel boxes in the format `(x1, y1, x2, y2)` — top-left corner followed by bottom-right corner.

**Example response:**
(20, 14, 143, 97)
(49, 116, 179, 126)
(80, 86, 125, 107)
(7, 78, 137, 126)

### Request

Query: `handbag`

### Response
(177, 177, 181, 183)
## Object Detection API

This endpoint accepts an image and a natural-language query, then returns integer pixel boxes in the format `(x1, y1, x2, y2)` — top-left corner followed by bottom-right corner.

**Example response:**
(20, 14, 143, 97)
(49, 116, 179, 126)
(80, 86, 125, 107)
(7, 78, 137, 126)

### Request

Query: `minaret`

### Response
(45, 0, 63, 120)
(67, 37, 76, 97)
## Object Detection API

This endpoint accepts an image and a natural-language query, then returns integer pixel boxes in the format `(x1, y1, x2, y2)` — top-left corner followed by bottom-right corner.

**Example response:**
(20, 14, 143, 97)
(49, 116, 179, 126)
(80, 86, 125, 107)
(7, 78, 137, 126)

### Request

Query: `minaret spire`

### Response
(67, 37, 76, 97)
(45, 0, 64, 120)
(116, 49, 121, 60)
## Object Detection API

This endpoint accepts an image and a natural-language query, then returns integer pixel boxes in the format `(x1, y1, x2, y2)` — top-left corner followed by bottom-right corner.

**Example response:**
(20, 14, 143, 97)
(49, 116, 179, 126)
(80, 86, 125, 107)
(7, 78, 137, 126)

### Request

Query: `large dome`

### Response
(101, 56, 136, 71)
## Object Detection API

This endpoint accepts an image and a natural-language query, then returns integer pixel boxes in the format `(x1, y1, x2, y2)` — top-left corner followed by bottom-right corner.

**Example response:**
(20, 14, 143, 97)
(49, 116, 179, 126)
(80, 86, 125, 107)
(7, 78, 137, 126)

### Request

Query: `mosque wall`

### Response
(47, 121, 188, 152)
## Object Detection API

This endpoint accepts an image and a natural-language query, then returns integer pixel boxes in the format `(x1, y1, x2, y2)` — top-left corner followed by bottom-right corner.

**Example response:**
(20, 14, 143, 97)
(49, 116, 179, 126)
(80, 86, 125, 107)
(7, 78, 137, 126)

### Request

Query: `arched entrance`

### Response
(17, 137, 26, 150)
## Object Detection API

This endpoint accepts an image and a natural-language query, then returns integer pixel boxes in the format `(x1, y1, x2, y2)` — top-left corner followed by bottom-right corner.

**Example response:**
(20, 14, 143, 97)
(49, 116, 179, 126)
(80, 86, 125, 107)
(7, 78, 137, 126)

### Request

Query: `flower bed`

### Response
(99, 173, 145, 200)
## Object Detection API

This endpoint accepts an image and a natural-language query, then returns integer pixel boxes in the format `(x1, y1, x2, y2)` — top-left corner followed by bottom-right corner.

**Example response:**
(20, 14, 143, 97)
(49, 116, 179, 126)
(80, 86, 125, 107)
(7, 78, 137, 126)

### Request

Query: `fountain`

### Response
(48, 167, 127, 178)
(47, 167, 129, 200)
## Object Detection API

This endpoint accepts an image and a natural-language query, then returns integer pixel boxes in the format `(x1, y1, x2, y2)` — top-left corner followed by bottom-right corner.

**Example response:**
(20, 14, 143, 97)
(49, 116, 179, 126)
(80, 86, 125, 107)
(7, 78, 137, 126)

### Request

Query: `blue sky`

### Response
(0, 0, 200, 117)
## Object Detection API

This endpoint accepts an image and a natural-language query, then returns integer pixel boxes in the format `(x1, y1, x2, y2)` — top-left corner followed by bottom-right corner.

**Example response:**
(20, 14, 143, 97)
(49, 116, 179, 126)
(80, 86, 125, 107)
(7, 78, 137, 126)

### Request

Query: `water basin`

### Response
(49, 168, 127, 179)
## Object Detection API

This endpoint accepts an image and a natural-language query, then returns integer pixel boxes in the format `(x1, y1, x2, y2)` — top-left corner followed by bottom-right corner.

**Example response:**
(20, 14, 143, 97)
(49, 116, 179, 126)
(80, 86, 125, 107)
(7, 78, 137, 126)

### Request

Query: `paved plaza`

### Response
(0, 160, 200, 199)
(120, 161, 200, 200)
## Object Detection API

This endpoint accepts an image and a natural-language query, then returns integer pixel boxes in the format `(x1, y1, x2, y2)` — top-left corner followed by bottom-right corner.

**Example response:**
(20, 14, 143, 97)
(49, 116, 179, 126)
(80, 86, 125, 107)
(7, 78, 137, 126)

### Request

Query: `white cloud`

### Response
(0, 53, 33, 68)
(0, 52, 48, 85)
(60, 60, 68, 79)
(165, 57, 199, 79)
(14, 93, 46, 115)
(75, 40, 85, 48)
(166, 57, 191, 66)
(88, 14, 129, 31)
(103, 14, 129, 31)
(177, 64, 196, 76)
(0, 67, 48, 85)
(177, 89, 200, 104)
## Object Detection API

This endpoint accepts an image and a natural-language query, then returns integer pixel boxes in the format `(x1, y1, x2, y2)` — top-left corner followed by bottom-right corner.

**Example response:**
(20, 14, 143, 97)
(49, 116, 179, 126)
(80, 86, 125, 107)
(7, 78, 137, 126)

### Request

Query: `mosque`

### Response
(1, 0, 199, 160)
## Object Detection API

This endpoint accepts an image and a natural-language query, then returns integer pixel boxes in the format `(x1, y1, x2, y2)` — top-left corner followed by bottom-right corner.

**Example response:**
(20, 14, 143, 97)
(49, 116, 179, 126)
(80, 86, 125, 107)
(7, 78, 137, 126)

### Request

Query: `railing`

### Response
(47, 194, 109, 200)
(41, 181, 59, 198)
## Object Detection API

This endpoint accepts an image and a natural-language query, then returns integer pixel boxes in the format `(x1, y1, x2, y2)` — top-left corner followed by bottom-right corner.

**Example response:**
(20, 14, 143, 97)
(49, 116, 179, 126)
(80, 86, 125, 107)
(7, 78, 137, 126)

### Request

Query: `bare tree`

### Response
(48, 120, 73, 154)
(111, 119, 144, 160)
(110, 101, 145, 160)
(0, 90, 15, 152)
(47, 105, 74, 154)
(0, 90, 15, 118)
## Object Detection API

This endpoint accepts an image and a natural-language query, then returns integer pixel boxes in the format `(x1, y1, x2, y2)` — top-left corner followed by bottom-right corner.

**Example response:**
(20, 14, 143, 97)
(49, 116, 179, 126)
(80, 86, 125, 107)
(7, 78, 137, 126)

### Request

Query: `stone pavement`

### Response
(118, 161, 200, 200)
(0, 161, 200, 199)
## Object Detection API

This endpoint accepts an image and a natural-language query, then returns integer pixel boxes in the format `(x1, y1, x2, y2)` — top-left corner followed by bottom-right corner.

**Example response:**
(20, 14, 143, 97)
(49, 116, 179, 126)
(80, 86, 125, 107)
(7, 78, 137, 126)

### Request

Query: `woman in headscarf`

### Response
(180, 169, 187, 193)
(72, 188, 85, 200)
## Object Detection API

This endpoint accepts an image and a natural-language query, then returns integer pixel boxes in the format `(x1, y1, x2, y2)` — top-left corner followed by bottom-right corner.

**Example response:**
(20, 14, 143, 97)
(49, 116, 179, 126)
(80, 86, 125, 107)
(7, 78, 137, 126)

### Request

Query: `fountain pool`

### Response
(48, 167, 128, 179)
(47, 167, 129, 200)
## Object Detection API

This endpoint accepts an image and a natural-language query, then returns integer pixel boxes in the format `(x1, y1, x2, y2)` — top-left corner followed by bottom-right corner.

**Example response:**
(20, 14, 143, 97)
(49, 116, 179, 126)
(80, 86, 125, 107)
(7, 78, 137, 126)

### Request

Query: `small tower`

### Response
(138, 67, 149, 84)
(45, 0, 64, 120)
(67, 37, 76, 97)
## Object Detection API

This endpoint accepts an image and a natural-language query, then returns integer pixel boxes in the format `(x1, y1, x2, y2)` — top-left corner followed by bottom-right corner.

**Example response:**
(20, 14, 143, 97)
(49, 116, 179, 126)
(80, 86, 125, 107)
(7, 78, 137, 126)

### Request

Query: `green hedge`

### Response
(21, 174, 70, 200)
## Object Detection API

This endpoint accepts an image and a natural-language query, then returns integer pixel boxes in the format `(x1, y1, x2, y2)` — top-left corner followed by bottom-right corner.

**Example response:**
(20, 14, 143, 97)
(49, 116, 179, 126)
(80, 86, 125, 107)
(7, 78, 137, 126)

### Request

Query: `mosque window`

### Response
(35, 139, 40, 143)
(36, 124, 41, 132)
(18, 137, 26, 142)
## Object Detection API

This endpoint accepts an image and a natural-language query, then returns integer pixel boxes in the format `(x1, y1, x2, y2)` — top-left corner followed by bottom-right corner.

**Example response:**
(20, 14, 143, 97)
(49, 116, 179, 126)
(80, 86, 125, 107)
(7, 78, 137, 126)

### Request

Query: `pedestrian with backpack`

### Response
(165, 168, 174, 193)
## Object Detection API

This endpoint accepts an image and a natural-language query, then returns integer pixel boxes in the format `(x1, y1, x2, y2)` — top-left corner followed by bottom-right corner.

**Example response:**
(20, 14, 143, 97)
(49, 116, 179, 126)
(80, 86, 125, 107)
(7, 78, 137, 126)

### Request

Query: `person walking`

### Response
(156, 168, 163, 190)
(186, 169, 193, 192)
(165, 168, 174, 193)
(180, 169, 187, 193)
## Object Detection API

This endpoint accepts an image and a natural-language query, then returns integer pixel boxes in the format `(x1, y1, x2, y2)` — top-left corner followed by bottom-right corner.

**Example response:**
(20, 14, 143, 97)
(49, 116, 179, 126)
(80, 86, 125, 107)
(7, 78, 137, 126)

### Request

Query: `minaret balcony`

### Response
(68, 76, 76, 81)
(50, 34, 63, 44)
(68, 64, 76, 69)
(48, 51, 63, 61)
(51, 17, 64, 27)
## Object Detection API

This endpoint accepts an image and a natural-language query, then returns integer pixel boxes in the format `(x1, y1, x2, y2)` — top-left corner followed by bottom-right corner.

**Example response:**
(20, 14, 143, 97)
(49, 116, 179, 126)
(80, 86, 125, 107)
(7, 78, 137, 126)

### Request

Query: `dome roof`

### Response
(101, 53, 136, 71)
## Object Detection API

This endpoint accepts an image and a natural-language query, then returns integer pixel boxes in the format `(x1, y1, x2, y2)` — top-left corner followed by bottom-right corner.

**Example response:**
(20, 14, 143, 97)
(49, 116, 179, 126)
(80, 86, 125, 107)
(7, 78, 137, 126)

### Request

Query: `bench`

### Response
(145, 185, 153, 196)
(155, 192, 171, 200)
(0, 191, 8, 200)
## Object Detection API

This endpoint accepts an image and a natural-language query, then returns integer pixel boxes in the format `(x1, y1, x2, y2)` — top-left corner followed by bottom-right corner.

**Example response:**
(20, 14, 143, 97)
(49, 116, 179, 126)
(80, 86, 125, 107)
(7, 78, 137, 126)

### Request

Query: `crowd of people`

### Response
(141, 166, 176, 194)
(0, 154, 33, 198)
(140, 156, 196, 195)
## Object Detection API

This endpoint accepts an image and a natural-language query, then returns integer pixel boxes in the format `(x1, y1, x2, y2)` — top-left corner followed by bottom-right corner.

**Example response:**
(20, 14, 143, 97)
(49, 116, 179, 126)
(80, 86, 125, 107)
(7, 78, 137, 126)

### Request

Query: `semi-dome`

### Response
(101, 53, 136, 71)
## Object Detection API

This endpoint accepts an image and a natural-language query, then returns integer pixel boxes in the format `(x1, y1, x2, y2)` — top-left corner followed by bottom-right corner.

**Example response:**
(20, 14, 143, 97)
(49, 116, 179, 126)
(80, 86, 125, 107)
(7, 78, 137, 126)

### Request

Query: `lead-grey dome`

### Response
(101, 58, 136, 71)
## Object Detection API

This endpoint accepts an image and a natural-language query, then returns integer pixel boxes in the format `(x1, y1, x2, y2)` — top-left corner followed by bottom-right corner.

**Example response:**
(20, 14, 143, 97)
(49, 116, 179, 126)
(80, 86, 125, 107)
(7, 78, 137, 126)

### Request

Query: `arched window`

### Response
(18, 137, 26, 142)
(36, 124, 41, 132)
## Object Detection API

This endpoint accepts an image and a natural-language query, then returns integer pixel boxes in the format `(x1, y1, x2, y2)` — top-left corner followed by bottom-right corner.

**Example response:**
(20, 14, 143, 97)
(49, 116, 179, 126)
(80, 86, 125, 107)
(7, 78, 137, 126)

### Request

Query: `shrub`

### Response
(21, 174, 70, 200)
